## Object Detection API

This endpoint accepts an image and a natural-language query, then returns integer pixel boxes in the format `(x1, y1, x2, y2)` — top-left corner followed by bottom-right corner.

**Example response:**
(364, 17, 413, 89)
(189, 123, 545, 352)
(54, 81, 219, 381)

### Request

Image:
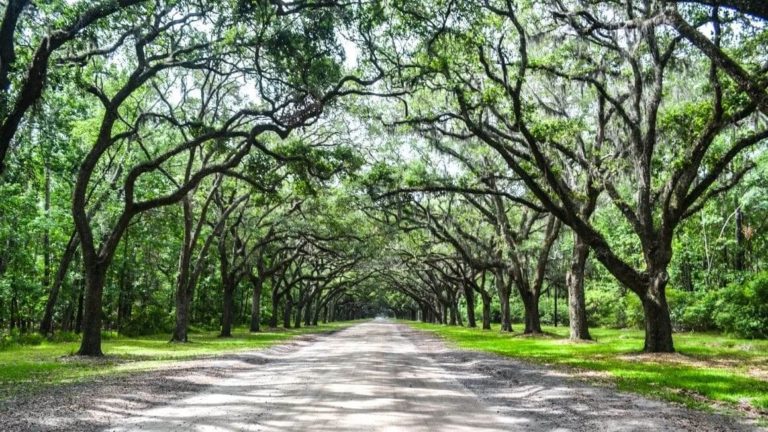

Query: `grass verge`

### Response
(408, 322, 768, 420)
(0, 322, 353, 400)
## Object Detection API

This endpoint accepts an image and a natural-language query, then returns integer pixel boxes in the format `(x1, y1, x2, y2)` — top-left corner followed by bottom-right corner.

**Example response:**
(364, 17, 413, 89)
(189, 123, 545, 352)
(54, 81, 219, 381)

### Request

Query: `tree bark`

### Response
(312, 299, 322, 326)
(270, 286, 280, 328)
(566, 234, 591, 340)
(283, 293, 292, 329)
(312, 295, 323, 325)
(449, 300, 458, 326)
(171, 217, 197, 343)
(520, 291, 542, 334)
(75, 278, 84, 334)
(172, 197, 195, 342)
(294, 300, 303, 329)
(303, 294, 313, 327)
(220, 283, 235, 337)
(521, 215, 560, 334)
(455, 297, 464, 326)
(642, 273, 675, 352)
(440, 301, 448, 325)
(463, 284, 476, 328)
(495, 271, 513, 332)
(42, 164, 51, 292)
(171, 285, 191, 342)
(116, 229, 132, 332)
(249, 275, 263, 332)
(39, 233, 79, 335)
(479, 292, 491, 330)
(76, 264, 107, 356)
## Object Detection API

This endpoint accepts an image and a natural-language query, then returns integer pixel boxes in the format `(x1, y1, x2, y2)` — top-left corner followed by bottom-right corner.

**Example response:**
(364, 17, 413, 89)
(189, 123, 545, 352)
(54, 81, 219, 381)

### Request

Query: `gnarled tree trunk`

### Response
(40, 232, 79, 335)
(77, 263, 107, 356)
(220, 281, 236, 337)
(463, 283, 476, 328)
(270, 288, 280, 328)
(495, 271, 513, 332)
(642, 272, 675, 352)
(479, 291, 491, 330)
(520, 290, 541, 334)
(566, 234, 591, 340)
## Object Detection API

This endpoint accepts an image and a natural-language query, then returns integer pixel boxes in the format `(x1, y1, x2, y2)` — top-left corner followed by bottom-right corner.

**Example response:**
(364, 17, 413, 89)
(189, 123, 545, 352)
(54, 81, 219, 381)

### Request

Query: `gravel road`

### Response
(0, 320, 761, 431)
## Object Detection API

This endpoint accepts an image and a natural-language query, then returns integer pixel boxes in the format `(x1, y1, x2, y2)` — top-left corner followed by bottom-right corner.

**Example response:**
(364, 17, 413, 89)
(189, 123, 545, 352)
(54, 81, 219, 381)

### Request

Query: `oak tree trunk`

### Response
(40, 233, 79, 335)
(270, 290, 280, 328)
(75, 279, 84, 334)
(171, 222, 192, 343)
(220, 284, 235, 337)
(520, 290, 542, 334)
(566, 235, 591, 340)
(294, 300, 303, 328)
(171, 285, 191, 342)
(77, 264, 107, 356)
(449, 300, 458, 325)
(440, 302, 448, 324)
(303, 296, 312, 326)
(283, 294, 292, 329)
(249, 276, 262, 332)
(463, 284, 476, 328)
(480, 293, 491, 330)
(642, 273, 675, 353)
(495, 273, 513, 332)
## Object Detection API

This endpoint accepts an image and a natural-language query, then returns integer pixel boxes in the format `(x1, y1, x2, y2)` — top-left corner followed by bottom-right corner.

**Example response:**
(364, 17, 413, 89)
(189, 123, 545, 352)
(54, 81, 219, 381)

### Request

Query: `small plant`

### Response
(50, 331, 81, 343)
(0, 330, 44, 350)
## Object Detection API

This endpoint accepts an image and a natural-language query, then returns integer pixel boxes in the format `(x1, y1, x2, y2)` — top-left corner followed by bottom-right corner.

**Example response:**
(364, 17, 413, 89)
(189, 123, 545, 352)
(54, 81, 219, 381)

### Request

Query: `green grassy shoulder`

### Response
(407, 322, 768, 419)
(0, 322, 353, 400)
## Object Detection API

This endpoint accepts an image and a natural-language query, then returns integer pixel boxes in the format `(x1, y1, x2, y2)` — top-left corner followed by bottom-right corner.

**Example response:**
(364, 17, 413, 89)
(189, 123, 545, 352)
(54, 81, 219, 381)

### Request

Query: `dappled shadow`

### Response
(411, 326, 760, 432)
(24, 321, 758, 432)
(93, 323, 516, 431)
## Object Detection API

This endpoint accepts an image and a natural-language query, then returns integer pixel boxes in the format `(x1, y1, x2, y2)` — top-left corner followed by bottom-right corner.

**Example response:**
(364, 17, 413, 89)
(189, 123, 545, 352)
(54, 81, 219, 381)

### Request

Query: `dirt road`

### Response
(108, 320, 513, 431)
(2, 320, 759, 431)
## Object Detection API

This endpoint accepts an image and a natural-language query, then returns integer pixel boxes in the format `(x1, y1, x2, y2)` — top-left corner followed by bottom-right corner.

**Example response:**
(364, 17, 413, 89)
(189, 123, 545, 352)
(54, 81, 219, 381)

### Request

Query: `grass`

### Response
(0, 322, 353, 400)
(408, 322, 768, 419)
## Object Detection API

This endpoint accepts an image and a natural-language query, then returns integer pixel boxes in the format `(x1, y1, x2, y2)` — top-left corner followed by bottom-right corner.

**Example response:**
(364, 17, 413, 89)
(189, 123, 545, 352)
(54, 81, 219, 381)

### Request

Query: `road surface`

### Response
(109, 320, 513, 431)
(2, 320, 758, 431)
(103, 320, 755, 432)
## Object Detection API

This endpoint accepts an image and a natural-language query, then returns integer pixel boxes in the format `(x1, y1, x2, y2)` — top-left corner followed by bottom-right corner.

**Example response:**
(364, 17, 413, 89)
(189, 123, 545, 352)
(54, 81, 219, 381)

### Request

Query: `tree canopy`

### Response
(0, 0, 767, 356)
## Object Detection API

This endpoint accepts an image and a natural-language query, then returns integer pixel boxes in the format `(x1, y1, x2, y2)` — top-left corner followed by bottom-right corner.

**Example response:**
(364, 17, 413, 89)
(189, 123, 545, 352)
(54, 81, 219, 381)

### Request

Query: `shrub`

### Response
(585, 287, 619, 327)
(0, 329, 45, 349)
(50, 331, 81, 343)
(712, 272, 768, 339)
(538, 295, 570, 327)
(671, 289, 719, 332)
(490, 303, 502, 324)
(623, 294, 645, 329)
(101, 330, 119, 340)
(16, 332, 44, 346)
(0, 332, 13, 350)
(119, 305, 174, 337)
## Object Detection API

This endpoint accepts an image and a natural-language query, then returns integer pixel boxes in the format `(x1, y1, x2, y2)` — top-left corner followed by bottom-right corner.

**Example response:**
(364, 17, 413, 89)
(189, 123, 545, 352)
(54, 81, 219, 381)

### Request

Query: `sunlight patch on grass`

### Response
(408, 322, 768, 417)
(0, 322, 353, 400)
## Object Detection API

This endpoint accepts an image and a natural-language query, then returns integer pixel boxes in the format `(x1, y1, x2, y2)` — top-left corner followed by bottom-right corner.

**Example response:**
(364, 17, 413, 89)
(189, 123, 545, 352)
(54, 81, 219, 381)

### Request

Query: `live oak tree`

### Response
(2, 0, 768, 357)
(69, 1, 380, 355)
(0, 0, 150, 175)
(372, 0, 768, 352)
